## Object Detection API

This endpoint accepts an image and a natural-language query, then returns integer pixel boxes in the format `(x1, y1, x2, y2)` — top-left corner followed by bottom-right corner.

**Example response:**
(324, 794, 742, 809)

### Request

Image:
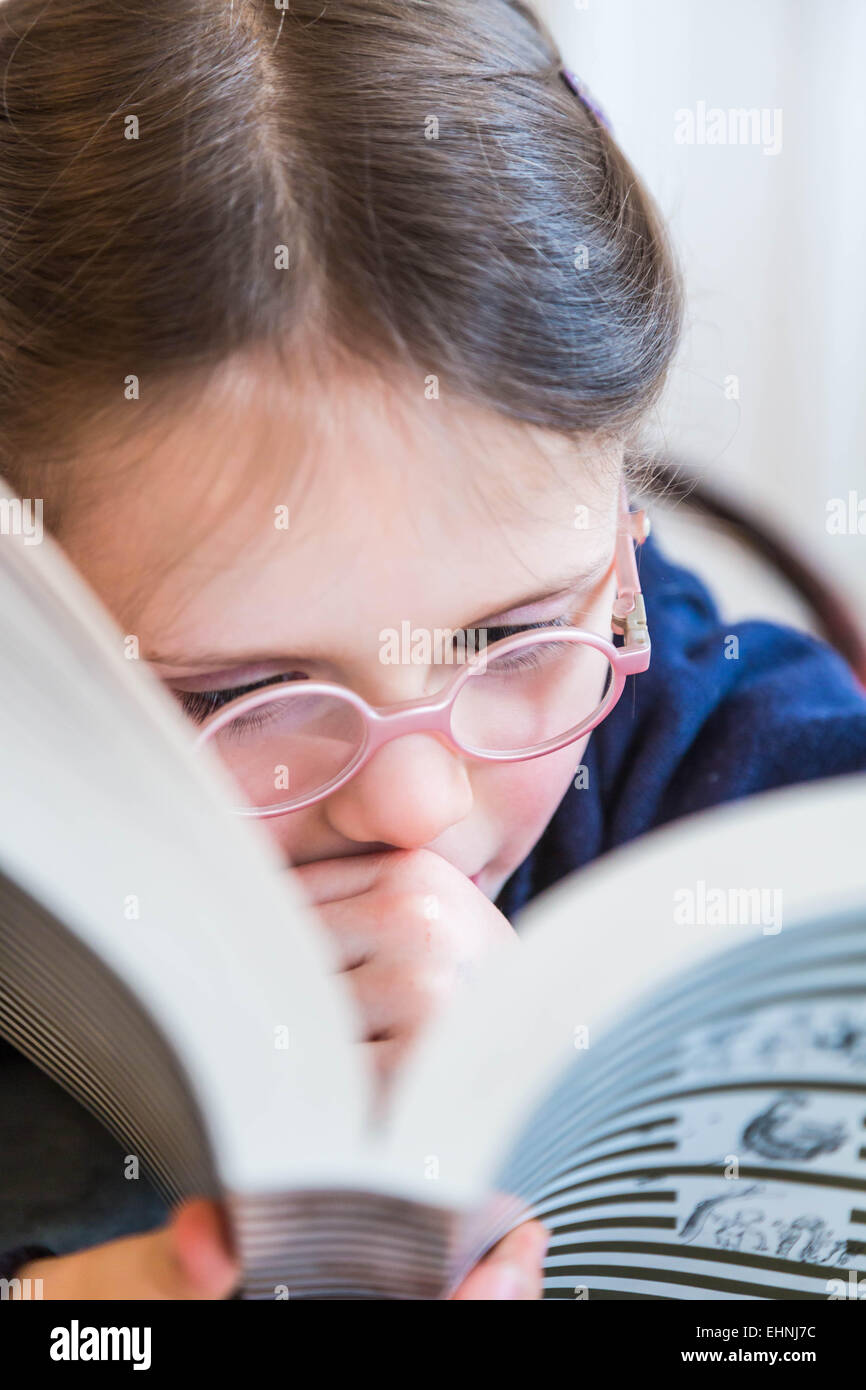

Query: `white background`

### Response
(536, 0, 866, 607)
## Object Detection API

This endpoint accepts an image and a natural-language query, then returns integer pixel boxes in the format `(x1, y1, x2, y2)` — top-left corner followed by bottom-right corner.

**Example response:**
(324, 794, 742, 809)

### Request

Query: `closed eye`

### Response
(467, 615, 571, 646)
(475, 615, 574, 671)
(176, 673, 302, 723)
(173, 616, 574, 723)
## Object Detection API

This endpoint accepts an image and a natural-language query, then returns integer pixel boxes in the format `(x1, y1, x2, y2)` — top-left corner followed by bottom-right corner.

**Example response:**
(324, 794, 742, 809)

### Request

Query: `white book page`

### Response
(0, 503, 371, 1193)
(382, 774, 866, 1208)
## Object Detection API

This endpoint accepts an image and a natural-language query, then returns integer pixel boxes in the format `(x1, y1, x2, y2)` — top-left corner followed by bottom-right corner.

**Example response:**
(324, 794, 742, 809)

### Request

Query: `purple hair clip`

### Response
(560, 65, 612, 132)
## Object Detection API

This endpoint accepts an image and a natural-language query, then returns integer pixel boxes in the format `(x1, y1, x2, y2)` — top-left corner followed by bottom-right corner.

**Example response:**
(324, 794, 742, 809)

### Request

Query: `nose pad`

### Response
(323, 732, 474, 849)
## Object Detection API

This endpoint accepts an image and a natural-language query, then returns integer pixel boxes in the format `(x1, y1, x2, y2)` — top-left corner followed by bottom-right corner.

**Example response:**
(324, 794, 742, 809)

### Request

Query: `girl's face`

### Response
(60, 356, 622, 903)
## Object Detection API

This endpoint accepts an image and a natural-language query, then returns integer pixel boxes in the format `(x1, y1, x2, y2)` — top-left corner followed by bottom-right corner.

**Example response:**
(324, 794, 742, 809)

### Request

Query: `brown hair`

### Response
(0, 0, 682, 525)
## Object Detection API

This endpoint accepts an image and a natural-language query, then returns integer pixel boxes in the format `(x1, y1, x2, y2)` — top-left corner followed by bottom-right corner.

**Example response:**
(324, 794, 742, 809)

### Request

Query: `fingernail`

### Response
(484, 1261, 530, 1300)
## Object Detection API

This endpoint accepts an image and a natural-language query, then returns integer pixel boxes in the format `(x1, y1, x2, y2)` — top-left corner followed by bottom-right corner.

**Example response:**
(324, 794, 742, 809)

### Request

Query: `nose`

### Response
(323, 732, 474, 848)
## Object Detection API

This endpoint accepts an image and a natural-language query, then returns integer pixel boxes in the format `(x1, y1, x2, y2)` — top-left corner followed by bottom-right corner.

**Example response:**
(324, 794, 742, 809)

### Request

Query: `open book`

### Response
(1, 492, 865, 1300)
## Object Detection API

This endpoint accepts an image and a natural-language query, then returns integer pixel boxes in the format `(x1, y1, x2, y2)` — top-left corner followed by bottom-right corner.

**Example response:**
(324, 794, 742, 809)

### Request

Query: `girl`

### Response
(2, 0, 865, 1301)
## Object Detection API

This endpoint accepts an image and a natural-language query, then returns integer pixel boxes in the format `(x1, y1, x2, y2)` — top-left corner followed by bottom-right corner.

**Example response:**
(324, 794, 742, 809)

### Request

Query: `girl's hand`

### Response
(292, 848, 518, 1080)
(452, 1220, 550, 1300)
(16, 1202, 547, 1300)
(13, 1200, 239, 1300)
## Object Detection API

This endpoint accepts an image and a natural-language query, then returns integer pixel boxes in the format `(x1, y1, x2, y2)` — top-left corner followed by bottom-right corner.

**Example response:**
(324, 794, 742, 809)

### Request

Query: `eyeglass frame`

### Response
(194, 482, 651, 817)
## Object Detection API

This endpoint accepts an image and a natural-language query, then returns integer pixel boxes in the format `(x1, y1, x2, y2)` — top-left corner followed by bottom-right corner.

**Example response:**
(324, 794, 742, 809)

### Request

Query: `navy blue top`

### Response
(4, 528, 866, 1273)
(495, 528, 866, 921)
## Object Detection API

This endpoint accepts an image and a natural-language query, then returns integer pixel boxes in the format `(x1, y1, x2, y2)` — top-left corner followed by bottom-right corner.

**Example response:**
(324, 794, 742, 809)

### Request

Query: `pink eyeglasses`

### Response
(194, 485, 651, 817)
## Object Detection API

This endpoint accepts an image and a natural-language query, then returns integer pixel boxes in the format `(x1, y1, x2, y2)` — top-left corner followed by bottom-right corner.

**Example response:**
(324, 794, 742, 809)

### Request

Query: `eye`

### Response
(173, 614, 577, 722)
(175, 673, 303, 723)
(466, 614, 572, 643)
(463, 615, 573, 670)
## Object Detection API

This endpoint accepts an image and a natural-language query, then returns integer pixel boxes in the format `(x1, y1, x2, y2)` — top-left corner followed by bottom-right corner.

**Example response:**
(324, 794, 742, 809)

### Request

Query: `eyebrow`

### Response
(147, 553, 613, 671)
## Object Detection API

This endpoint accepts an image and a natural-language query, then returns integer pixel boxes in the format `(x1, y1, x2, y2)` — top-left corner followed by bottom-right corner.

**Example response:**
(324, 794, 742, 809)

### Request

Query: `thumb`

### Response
(164, 1199, 240, 1299)
(451, 1221, 549, 1301)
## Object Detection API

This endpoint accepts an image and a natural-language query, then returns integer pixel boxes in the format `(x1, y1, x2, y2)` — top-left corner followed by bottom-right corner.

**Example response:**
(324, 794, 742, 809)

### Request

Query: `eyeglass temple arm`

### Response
(611, 480, 650, 647)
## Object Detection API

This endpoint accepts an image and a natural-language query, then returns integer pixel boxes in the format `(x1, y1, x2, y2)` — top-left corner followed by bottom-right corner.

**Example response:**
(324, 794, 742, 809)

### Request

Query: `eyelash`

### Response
(177, 675, 296, 724)
(175, 615, 573, 723)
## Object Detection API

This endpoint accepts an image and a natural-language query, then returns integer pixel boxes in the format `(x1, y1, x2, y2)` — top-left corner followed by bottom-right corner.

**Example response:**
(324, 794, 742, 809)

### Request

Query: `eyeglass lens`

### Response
(207, 636, 614, 811)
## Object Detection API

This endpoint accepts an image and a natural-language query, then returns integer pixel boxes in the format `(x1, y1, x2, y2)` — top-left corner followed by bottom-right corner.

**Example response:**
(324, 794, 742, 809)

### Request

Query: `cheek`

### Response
(474, 737, 590, 873)
(250, 809, 324, 864)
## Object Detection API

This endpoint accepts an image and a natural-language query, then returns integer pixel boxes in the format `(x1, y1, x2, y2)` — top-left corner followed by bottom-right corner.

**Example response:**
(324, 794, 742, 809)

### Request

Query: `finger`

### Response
(451, 1221, 550, 1301)
(361, 1034, 409, 1081)
(347, 954, 455, 1037)
(312, 888, 453, 971)
(168, 1199, 240, 1299)
(306, 889, 385, 969)
(290, 852, 396, 905)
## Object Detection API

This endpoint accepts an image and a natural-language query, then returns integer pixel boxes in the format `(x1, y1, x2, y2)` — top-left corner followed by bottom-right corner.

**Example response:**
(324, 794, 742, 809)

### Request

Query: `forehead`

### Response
(59, 352, 621, 643)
